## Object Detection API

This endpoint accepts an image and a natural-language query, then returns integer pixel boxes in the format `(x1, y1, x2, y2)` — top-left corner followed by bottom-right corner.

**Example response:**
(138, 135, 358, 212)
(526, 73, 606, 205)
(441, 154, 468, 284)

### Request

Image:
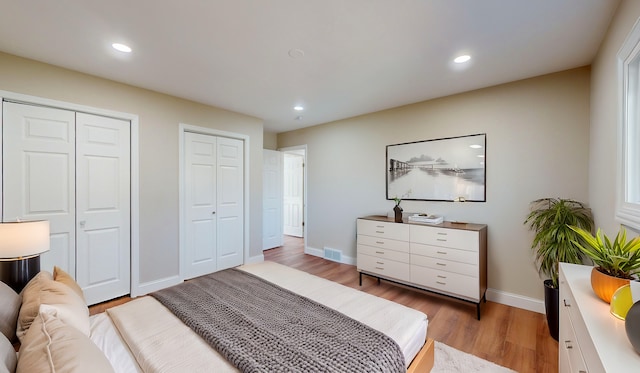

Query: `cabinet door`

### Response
(75, 113, 131, 305)
(2, 102, 76, 275)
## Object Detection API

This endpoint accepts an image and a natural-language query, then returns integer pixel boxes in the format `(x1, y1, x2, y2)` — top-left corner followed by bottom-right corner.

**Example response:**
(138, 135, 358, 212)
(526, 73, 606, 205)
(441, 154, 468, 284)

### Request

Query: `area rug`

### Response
(432, 341, 517, 373)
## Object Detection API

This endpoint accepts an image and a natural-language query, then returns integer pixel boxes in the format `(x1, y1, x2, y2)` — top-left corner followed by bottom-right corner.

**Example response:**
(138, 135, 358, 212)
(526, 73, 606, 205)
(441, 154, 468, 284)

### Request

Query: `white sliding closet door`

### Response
(184, 132, 218, 279)
(75, 113, 131, 305)
(183, 133, 244, 279)
(2, 102, 77, 274)
(216, 137, 244, 270)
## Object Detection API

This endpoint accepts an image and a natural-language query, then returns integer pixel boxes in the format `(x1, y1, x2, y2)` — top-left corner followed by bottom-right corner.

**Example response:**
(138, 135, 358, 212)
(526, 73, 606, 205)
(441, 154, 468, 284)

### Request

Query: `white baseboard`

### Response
(486, 288, 545, 314)
(305, 246, 356, 265)
(247, 254, 265, 264)
(131, 275, 182, 297)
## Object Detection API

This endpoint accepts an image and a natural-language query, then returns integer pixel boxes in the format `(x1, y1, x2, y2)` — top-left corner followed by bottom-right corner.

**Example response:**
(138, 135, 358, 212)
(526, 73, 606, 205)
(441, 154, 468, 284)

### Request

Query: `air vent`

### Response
(323, 247, 342, 263)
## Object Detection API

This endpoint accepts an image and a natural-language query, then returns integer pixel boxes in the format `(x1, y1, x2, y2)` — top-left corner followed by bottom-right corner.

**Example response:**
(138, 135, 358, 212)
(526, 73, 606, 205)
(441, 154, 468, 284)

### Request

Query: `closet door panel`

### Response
(76, 113, 130, 305)
(183, 132, 217, 279)
(2, 102, 76, 274)
(216, 137, 244, 270)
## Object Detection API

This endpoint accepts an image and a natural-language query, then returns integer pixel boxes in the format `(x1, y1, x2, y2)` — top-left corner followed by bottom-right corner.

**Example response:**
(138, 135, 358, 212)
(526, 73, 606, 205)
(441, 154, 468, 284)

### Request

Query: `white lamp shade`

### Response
(0, 220, 50, 259)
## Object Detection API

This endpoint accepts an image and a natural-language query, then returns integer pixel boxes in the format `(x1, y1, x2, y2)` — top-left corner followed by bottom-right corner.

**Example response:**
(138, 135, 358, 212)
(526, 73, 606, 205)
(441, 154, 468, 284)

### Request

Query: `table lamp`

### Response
(0, 220, 50, 293)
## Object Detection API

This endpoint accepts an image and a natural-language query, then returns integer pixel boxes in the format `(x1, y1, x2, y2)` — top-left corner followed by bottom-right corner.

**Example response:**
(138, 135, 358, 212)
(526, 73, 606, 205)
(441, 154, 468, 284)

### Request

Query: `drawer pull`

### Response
(437, 238, 447, 242)
(437, 232, 447, 236)
(436, 281, 446, 285)
(376, 225, 385, 228)
(375, 267, 384, 270)
(436, 262, 447, 266)
(437, 275, 447, 279)
(375, 251, 384, 254)
(437, 251, 447, 255)
(376, 231, 384, 234)
(376, 241, 384, 244)
(376, 261, 384, 265)
(564, 340, 573, 349)
(563, 299, 571, 307)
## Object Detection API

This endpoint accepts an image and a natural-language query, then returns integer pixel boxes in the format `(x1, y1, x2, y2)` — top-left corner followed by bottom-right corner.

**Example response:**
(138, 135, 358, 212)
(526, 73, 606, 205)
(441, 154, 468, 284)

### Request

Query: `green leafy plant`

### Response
(524, 198, 594, 288)
(394, 197, 401, 206)
(569, 226, 640, 279)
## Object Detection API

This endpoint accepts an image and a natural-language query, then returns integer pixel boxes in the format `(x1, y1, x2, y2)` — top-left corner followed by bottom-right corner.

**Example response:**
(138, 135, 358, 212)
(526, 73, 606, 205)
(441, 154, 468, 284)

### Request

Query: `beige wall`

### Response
(590, 0, 640, 236)
(263, 131, 278, 150)
(0, 52, 264, 287)
(278, 68, 591, 302)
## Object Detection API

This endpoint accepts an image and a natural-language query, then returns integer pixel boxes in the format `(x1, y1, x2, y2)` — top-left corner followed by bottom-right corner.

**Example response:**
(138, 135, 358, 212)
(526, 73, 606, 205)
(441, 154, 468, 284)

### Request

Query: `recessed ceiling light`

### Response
(112, 43, 132, 53)
(294, 106, 304, 111)
(469, 144, 483, 149)
(454, 55, 471, 64)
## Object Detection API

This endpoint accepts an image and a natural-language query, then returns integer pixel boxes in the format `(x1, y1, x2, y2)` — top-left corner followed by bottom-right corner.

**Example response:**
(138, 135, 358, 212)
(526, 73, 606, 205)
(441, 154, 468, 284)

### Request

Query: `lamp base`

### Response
(0, 256, 40, 293)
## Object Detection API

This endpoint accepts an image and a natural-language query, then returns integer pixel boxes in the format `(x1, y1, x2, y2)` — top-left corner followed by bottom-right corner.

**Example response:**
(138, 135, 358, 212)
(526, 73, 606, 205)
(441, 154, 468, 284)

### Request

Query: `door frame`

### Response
(0, 90, 141, 296)
(278, 145, 307, 250)
(178, 123, 250, 280)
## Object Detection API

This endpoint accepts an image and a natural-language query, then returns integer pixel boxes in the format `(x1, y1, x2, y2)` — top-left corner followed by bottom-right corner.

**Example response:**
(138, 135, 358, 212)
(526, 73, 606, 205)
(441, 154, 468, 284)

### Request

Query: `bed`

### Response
(1, 261, 434, 373)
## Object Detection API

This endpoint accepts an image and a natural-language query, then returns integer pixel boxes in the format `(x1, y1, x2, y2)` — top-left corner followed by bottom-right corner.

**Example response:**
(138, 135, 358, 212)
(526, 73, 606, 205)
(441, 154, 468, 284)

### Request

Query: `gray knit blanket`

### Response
(151, 268, 405, 373)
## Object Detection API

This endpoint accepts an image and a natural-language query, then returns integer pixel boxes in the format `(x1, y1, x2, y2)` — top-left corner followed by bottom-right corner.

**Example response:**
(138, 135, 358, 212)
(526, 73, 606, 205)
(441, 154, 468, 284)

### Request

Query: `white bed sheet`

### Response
(94, 261, 428, 372)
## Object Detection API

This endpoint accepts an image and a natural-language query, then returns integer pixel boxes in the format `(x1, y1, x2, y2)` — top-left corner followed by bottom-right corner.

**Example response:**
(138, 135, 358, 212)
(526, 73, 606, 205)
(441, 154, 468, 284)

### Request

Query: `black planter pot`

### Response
(544, 279, 559, 341)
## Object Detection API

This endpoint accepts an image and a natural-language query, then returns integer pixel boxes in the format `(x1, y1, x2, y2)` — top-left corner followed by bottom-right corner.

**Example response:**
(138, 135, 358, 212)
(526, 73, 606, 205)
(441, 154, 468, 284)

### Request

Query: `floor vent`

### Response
(323, 247, 342, 263)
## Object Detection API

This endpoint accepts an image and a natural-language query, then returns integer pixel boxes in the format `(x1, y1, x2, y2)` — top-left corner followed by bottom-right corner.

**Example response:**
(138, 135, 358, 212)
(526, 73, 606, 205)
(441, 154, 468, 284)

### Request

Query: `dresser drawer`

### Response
(410, 242, 478, 265)
(410, 225, 478, 251)
(411, 254, 478, 277)
(357, 234, 409, 253)
(358, 244, 410, 263)
(559, 301, 588, 373)
(410, 266, 479, 301)
(358, 253, 410, 282)
(357, 219, 409, 241)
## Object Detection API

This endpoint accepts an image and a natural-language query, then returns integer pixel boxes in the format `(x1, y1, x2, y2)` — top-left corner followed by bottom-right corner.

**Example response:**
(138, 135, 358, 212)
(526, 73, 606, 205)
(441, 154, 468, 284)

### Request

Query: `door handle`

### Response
(212, 211, 216, 214)
(79, 221, 86, 228)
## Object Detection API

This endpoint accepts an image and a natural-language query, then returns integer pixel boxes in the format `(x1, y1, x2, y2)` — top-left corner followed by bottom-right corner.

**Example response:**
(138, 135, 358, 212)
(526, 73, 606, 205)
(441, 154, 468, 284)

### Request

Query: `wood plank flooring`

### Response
(90, 235, 558, 373)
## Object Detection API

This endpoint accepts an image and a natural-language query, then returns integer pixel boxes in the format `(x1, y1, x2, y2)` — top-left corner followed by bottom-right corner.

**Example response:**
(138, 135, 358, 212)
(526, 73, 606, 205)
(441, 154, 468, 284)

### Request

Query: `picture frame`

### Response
(386, 133, 486, 202)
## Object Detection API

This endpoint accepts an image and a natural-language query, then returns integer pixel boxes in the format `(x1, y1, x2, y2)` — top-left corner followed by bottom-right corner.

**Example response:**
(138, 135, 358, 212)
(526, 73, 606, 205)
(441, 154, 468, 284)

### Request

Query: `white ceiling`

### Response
(0, 0, 620, 133)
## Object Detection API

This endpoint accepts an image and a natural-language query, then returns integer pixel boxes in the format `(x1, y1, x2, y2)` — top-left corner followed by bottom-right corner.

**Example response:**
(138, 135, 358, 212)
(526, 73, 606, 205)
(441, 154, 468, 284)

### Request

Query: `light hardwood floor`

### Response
(90, 235, 558, 372)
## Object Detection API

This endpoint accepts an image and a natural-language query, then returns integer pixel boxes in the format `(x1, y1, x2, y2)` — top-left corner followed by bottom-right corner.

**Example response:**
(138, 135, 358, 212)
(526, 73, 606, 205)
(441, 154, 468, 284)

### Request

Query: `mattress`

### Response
(90, 261, 428, 372)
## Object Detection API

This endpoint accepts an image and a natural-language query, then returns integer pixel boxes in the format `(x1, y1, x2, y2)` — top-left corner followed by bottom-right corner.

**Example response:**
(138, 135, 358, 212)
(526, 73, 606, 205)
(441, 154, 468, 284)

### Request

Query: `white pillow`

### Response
(16, 272, 89, 342)
(16, 306, 114, 373)
(0, 332, 16, 373)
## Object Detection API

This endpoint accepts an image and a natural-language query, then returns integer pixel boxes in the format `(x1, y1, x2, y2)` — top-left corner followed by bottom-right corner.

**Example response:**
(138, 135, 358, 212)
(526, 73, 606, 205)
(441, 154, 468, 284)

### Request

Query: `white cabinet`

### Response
(559, 263, 640, 373)
(357, 216, 487, 319)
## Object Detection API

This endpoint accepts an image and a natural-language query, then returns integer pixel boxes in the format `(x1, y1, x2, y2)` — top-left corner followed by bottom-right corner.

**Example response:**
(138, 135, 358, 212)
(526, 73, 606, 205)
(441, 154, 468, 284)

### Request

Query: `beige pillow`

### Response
(0, 332, 16, 373)
(0, 281, 20, 341)
(16, 307, 114, 373)
(16, 272, 89, 342)
(53, 266, 85, 302)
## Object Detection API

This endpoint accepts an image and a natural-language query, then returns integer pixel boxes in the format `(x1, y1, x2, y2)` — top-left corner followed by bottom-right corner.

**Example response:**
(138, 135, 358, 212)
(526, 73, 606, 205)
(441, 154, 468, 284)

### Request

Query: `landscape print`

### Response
(386, 134, 486, 201)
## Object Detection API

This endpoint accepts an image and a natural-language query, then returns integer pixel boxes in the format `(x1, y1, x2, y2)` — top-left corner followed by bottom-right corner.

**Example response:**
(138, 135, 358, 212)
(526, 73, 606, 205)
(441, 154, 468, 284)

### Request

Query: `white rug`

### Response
(432, 341, 517, 373)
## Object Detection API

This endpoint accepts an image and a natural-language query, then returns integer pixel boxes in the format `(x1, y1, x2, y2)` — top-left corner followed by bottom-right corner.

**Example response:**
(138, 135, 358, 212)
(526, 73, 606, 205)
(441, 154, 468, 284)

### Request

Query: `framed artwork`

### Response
(386, 133, 486, 202)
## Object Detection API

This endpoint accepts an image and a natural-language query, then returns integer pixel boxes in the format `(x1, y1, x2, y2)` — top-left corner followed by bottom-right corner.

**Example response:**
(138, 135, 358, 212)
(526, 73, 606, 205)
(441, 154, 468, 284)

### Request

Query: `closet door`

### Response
(184, 132, 218, 279)
(75, 113, 131, 305)
(216, 137, 244, 269)
(2, 102, 76, 275)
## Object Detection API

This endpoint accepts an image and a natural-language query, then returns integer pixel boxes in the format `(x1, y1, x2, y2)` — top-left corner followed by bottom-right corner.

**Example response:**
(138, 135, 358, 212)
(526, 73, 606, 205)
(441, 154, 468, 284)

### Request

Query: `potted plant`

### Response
(569, 226, 640, 303)
(524, 198, 593, 340)
(393, 197, 403, 223)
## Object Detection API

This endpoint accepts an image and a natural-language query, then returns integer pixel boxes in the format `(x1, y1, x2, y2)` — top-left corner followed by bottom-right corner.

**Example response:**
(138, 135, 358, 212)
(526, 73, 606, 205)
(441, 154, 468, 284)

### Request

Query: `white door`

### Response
(75, 113, 131, 305)
(263, 149, 283, 250)
(184, 132, 218, 279)
(216, 137, 244, 270)
(2, 102, 76, 275)
(283, 153, 304, 237)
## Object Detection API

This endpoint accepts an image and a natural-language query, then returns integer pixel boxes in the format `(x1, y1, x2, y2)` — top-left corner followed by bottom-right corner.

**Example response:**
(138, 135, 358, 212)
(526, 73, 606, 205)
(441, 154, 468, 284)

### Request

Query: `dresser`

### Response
(356, 215, 487, 319)
(558, 263, 640, 373)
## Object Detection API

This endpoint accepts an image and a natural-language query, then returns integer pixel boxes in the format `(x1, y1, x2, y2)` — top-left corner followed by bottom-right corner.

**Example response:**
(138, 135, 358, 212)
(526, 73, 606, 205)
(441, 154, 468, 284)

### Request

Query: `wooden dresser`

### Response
(356, 215, 487, 319)
(558, 263, 640, 373)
